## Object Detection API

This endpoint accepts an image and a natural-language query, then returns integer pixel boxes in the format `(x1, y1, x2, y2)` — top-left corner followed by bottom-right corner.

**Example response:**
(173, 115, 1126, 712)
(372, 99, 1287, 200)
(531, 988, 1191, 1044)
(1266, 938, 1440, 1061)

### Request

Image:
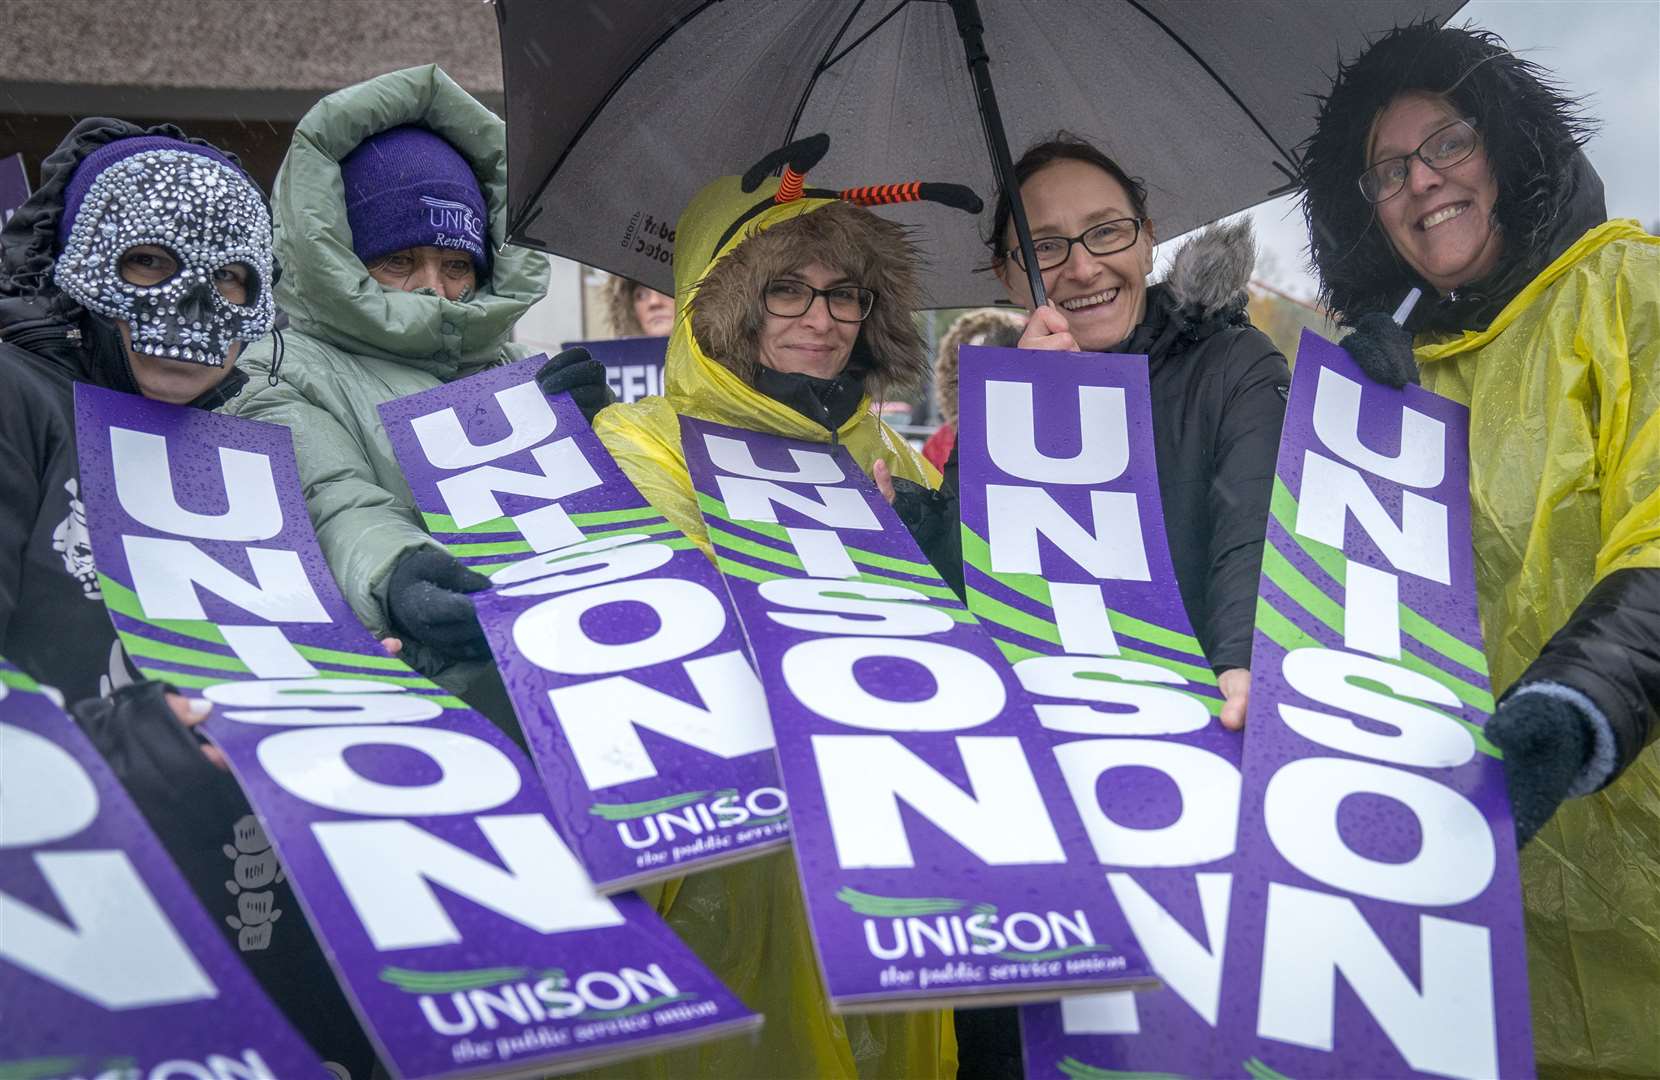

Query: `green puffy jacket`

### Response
(224, 65, 549, 693)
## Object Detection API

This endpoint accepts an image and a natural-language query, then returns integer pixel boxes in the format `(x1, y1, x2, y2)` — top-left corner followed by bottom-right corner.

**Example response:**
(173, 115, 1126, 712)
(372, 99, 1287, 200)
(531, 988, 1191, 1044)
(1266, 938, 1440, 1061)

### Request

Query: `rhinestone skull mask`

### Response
(54, 148, 276, 366)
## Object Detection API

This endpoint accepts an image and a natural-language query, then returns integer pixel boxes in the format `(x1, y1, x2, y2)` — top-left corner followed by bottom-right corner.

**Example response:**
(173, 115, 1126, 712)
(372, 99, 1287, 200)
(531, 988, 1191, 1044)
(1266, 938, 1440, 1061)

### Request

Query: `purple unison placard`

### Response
(0, 154, 29, 229)
(0, 657, 326, 1080)
(72, 384, 759, 1079)
(562, 337, 668, 404)
(950, 345, 1246, 1078)
(1209, 330, 1531, 1078)
(378, 356, 784, 892)
(680, 416, 1156, 1011)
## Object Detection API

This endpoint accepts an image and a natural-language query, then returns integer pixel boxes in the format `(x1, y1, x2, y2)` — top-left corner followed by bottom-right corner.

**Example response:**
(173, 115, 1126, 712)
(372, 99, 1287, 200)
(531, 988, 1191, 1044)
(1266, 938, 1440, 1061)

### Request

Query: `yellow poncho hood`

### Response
(596, 172, 938, 551)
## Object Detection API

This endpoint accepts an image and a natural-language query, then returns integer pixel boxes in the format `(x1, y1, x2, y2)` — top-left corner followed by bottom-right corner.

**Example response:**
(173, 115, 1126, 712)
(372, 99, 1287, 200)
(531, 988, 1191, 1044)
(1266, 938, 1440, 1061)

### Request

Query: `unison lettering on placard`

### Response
(681, 415, 1156, 1010)
(378, 356, 786, 893)
(0, 659, 323, 1077)
(952, 346, 1244, 1079)
(1209, 331, 1530, 1078)
(74, 384, 758, 1079)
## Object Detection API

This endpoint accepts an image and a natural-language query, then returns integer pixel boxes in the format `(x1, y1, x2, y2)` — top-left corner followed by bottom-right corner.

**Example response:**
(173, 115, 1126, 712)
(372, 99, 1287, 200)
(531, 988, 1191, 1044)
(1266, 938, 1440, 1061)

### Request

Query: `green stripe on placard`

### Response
(707, 523, 962, 601)
(1255, 595, 1323, 653)
(967, 586, 1063, 647)
(1254, 598, 1498, 756)
(0, 1058, 86, 1080)
(1055, 1056, 1187, 1080)
(446, 538, 534, 557)
(424, 506, 667, 535)
(1261, 536, 1494, 710)
(708, 524, 805, 572)
(963, 526, 1208, 663)
(0, 668, 39, 692)
(122, 634, 251, 674)
(587, 991, 699, 1020)
(572, 506, 664, 526)
(712, 558, 788, 587)
(101, 576, 412, 673)
(100, 573, 227, 645)
(1260, 541, 1347, 635)
(698, 492, 939, 579)
(835, 886, 964, 916)
(1271, 477, 1490, 677)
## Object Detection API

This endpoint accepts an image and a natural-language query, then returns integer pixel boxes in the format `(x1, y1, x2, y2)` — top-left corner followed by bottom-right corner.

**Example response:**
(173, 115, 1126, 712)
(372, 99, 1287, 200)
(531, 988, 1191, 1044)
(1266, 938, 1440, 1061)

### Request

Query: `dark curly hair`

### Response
(1298, 22, 1596, 326)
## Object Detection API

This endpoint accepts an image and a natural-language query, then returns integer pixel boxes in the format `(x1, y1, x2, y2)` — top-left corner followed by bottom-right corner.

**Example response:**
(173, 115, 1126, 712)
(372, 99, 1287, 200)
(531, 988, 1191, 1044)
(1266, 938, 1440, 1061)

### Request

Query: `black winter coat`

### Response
(0, 118, 373, 1079)
(942, 223, 1289, 673)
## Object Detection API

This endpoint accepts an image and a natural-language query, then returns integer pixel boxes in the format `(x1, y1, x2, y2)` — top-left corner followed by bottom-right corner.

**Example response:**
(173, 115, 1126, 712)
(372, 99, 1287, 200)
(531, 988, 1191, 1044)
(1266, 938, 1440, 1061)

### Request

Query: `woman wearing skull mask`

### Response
(0, 119, 377, 1077)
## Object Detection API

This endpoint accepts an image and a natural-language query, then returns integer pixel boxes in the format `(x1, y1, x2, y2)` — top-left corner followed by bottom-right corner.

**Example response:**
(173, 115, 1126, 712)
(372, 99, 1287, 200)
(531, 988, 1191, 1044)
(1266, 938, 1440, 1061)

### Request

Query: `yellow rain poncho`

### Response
(589, 174, 951, 1078)
(1415, 219, 1660, 1078)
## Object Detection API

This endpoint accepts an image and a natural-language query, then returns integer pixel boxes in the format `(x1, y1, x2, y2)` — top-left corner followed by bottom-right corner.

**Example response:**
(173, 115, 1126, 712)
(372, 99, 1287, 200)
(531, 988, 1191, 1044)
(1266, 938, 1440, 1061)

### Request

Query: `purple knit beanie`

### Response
(339, 125, 489, 271)
(57, 135, 243, 250)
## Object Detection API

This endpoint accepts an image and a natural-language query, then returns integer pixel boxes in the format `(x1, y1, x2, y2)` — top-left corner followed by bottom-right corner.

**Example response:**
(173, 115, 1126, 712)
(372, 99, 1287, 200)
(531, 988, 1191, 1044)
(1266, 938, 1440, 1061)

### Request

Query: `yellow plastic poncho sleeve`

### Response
(1415, 220, 1660, 1079)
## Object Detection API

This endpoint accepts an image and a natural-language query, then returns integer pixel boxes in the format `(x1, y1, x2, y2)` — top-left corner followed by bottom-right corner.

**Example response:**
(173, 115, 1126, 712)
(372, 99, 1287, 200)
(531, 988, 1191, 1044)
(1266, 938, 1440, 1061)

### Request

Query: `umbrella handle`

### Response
(949, 0, 1048, 309)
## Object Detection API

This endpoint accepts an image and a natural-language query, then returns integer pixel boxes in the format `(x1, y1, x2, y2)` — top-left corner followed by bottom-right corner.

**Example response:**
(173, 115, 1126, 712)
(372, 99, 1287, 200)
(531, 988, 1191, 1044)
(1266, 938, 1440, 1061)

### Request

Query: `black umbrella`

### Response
(496, 0, 1462, 308)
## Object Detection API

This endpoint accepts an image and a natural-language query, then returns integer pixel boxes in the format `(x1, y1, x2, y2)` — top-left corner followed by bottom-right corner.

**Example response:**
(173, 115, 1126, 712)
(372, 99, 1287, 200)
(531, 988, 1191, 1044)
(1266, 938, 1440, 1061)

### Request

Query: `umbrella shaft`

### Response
(949, 0, 1048, 308)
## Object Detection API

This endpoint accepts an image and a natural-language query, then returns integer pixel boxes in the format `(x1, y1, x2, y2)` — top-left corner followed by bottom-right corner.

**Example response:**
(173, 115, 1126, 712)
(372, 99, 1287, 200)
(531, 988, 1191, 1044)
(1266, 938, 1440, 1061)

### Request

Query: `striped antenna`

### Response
(840, 182, 984, 214)
(840, 183, 922, 206)
(776, 165, 808, 204)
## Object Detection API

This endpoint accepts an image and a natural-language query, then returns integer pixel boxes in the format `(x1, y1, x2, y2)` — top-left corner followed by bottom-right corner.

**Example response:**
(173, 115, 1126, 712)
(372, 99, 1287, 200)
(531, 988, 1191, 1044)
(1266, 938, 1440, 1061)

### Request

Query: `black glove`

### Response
(536, 347, 615, 423)
(386, 547, 492, 660)
(1485, 689, 1594, 846)
(71, 680, 245, 849)
(891, 477, 965, 600)
(1339, 311, 1419, 388)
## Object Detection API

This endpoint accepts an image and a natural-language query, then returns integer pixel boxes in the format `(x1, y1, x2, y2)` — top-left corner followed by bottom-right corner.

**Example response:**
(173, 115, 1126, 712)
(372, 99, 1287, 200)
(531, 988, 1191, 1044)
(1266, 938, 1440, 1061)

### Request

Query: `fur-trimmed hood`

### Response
(688, 197, 926, 399)
(1298, 22, 1603, 332)
(932, 308, 1024, 427)
(1117, 216, 1258, 361)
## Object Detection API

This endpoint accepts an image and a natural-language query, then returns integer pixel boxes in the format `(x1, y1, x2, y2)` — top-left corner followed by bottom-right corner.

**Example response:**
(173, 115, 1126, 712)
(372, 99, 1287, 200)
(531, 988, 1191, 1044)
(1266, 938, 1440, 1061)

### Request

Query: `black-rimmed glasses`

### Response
(1358, 118, 1481, 204)
(1009, 217, 1144, 272)
(763, 279, 876, 323)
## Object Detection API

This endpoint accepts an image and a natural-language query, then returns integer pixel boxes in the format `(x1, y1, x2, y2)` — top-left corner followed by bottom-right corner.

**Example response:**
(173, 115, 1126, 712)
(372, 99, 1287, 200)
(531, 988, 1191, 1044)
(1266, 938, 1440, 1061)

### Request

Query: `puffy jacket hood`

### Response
(663, 171, 926, 439)
(1120, 216, 1257, 361)
(1298, 22, 1603, 332)
(270, 65, 547, 377)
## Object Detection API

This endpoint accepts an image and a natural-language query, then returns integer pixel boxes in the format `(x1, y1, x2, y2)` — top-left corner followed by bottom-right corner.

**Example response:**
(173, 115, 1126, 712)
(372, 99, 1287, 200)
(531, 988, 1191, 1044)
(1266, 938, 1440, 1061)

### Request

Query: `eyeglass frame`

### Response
(1006, 217, 1146, 272)
(1357, 117, 1482, 204)
(761, 278, 877, 323)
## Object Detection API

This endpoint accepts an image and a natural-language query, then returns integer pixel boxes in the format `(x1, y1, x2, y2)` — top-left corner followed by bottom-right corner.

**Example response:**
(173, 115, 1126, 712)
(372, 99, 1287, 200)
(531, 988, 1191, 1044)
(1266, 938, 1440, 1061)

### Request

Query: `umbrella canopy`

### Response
(498, 0, 1463, 308)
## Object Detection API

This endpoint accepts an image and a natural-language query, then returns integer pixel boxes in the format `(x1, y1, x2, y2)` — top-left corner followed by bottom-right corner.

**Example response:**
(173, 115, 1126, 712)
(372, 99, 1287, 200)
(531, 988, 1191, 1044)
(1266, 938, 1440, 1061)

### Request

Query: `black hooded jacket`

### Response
(0, 119, 373, 1078)
(944, 220, 1290, 672)
(1299, 22, 1660, 789)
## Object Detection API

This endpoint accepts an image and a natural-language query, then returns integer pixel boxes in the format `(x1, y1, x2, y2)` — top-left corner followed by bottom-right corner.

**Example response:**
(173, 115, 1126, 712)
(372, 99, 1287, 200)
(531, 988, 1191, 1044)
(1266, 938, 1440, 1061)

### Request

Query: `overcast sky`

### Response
(1160, 0, 1660, 301)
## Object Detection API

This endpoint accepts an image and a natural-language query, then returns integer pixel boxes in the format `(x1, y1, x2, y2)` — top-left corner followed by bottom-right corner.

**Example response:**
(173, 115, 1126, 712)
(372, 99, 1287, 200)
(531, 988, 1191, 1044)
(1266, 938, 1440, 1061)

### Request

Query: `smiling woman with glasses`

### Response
(1298, 24, 1660, 1074)
(951, 133, 1292, 737)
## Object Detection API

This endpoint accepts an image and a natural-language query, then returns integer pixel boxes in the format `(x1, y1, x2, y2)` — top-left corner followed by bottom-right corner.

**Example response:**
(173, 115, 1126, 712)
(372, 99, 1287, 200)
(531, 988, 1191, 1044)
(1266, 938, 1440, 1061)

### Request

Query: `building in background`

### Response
(0, 0, 586, 350)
